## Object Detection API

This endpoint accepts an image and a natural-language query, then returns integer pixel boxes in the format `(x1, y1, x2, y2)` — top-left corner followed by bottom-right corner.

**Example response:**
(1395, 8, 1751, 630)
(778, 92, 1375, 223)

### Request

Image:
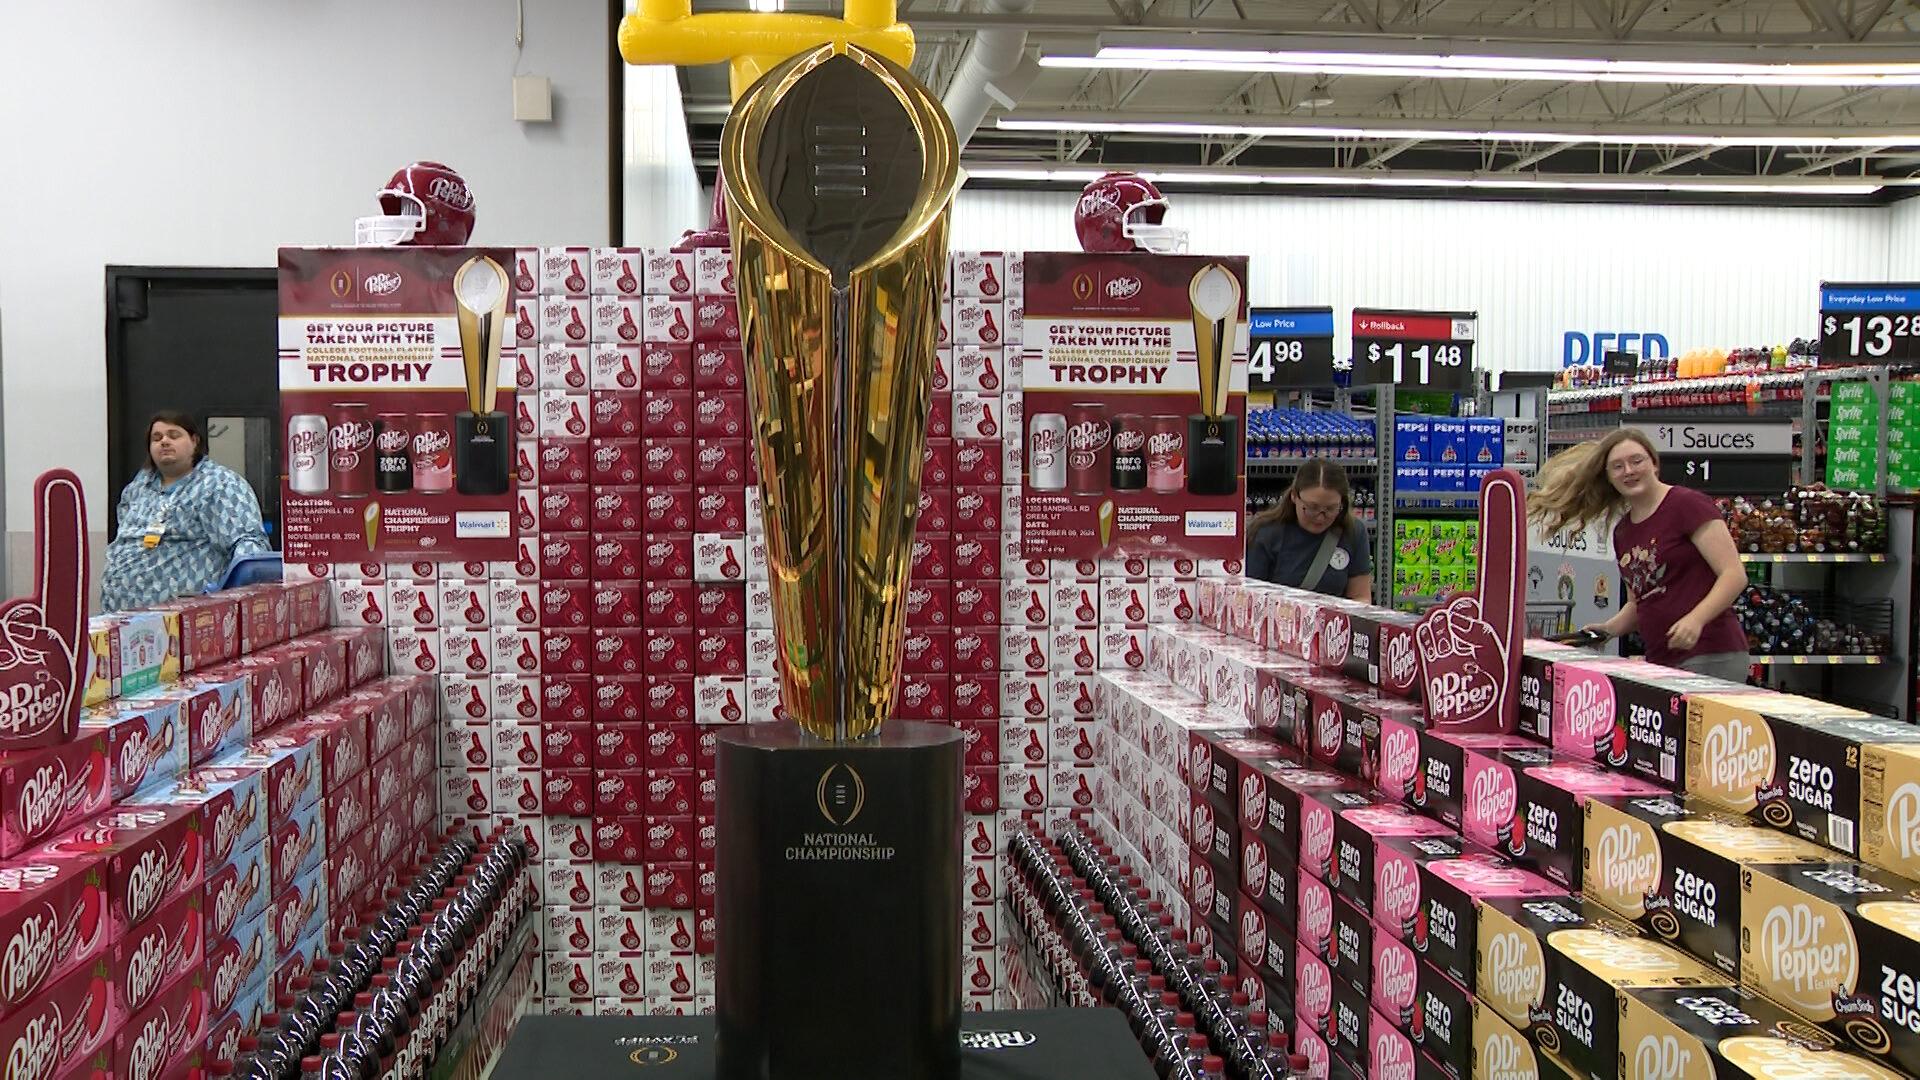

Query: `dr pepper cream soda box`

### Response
(1504, 759, 1668, 891)
(1618, 985, 1913, 1080)
(1684, 691, 1882, 856)
(1739, 860, 1920, 1076)
(1536, 923, 1734, 1080)
(1472, 999, 1580, 1080)
(1579, 794, 1835, 978)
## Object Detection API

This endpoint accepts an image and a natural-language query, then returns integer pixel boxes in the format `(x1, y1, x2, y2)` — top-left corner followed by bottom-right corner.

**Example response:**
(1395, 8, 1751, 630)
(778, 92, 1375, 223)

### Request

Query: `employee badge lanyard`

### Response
(142, 488, 179, 548)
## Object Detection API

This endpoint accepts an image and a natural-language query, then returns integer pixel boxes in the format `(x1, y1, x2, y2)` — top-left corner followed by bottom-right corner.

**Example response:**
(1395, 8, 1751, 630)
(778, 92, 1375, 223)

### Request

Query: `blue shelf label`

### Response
(1250, 308, 1335, 337)
(1820, 284, 1920, 312)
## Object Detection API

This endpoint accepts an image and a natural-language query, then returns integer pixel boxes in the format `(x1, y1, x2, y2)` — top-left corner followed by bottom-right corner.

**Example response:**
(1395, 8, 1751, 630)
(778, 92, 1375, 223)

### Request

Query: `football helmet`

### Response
(355, 162, 477, 247)
(1073, 171, 1186, 254)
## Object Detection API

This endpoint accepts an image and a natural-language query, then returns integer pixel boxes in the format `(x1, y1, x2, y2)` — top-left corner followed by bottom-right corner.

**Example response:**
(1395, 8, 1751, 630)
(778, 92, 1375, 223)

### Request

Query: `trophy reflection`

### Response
(725, 42, 957, 743)
(1186, 263, 1242, 496)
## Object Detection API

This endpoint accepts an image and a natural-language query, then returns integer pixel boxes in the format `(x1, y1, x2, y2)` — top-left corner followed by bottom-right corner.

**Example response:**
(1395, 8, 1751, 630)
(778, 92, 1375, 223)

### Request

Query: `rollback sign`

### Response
(0, 472, 89, 750)
(279, 247, 520, 562)
(1414, 469, 1526, 733)
(1019, 252, 1249, 561)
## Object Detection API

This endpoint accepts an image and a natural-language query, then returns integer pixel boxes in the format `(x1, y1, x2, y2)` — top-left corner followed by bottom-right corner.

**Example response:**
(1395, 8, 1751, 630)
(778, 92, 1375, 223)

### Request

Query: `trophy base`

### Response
(714, 721, 964, 1080)
(1186, 413, 1240, 496)
(454, 411, 512, 496)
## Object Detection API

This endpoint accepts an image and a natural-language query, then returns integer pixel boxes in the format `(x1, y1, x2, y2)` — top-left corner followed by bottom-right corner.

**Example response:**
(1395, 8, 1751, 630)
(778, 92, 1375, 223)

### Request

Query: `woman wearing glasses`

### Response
(1245, 459, 1374, 601)
(1531, 427, 1750, 680)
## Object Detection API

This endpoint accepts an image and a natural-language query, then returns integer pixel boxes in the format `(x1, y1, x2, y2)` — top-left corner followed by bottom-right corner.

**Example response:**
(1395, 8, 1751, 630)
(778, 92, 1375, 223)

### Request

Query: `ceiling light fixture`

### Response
(1038, 46, 1920, 87)
(960, 162, 1884, 195)
(993, 113, 1920, 149)
(1298, 83, 1336, 109)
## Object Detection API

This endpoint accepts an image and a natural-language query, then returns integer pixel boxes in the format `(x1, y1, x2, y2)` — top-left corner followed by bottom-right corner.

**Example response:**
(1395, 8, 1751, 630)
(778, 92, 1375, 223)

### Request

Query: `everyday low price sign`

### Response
(1820, 282, 1920, 364)
(1247, 307, 1336, 391)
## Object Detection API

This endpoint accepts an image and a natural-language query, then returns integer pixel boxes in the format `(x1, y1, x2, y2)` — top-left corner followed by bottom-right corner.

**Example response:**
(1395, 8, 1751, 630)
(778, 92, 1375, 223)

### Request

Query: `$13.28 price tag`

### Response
(1820, 282, 1920, 363)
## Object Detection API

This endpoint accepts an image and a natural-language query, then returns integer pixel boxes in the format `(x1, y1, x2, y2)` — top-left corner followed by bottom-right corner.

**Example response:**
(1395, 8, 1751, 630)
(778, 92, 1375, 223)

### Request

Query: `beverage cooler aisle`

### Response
(1025, 576, 1920, 1080)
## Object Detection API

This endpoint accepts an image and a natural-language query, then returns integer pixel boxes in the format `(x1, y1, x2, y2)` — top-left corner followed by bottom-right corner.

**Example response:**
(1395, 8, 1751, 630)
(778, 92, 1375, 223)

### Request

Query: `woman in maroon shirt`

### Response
(1530, 428, 1750, 679)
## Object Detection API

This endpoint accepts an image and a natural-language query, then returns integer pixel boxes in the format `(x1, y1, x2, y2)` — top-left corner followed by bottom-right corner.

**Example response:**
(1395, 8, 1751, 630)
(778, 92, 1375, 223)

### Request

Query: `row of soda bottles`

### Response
(1245, 410, 1376, 460)
(219, 825, 534, 1080)
(1006, 823, 1309, 1080)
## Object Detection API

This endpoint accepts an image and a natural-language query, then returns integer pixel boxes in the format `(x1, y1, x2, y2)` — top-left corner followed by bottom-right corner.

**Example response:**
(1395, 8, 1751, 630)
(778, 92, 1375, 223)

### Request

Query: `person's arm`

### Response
(1668, 517, 1745, 652)
(1587, 595, 1638, 639)
(1344, 518, 1373, 601)
(207, 471, 271, 561)
(1245, 528, 1273, 582)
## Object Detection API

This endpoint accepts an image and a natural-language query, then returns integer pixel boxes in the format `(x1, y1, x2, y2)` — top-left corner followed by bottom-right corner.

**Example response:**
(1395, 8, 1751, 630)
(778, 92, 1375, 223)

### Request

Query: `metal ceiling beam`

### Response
(1361, 138, 1423, 166)
(900, 10, 1920, 46)
(1640, 145, 1722, 172)
(994, 108, 1920, 144)
(1501, 140, 1582, 169)
(1795, 0, 1855, 38)
(1784, 145, 1891, 172)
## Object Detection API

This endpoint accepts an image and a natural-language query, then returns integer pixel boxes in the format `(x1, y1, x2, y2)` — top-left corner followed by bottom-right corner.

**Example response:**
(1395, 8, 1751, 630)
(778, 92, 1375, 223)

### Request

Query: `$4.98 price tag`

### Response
(1820, 282, 1920, 363)
(1350, 309, 1477, 391)
(1247, 307, 1336, 390)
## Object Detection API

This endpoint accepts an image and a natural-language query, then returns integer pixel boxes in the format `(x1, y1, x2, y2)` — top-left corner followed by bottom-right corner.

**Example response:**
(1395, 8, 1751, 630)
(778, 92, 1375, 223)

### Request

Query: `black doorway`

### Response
(104, 267, 281, 542)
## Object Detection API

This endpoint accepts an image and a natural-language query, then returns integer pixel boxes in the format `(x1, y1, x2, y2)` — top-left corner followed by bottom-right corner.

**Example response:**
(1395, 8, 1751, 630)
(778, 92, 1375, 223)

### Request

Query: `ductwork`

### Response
(940, 0, 1036, 147)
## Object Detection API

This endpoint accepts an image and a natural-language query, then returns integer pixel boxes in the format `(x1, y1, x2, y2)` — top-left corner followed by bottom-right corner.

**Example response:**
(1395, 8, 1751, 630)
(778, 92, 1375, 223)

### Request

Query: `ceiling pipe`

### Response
(941, 0, 1037, 147)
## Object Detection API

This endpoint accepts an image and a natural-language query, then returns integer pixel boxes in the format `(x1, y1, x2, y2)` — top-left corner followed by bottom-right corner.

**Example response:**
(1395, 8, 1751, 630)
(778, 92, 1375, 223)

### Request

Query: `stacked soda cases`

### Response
(0, 580, 435, 1080)
(1091, 575, 1920, 1080)
(515, 242, 744, 1018)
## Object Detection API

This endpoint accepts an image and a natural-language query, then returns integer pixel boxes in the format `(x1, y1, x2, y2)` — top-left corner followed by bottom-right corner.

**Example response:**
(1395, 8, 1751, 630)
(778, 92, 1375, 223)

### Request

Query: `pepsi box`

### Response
(1428, 418, 1468, 465)
(1395, 464, 1432, 493)
(1466, 417, 1504, 466)
(1429, 465, 1468, 493)
(1394, 415, 1431, 464)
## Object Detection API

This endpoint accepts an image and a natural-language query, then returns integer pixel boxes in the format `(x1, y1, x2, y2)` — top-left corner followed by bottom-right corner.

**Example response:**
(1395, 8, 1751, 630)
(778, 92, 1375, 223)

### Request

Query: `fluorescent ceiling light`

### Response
(995, 113, 1920, 149)
(1040, 46, 1920, 87)
(960, 162, 1883, 195)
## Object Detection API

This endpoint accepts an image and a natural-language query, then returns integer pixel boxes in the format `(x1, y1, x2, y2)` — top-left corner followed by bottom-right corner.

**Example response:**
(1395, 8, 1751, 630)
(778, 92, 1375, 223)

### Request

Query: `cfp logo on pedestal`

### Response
(619, 1034, 702, 1066)
(961, 1030, 1038, 1050)
(816, 763, 866, 827)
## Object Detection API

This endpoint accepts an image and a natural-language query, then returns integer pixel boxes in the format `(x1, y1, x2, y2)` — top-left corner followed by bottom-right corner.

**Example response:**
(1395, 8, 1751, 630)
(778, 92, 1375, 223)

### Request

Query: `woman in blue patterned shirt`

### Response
(101, 412, 271, 611)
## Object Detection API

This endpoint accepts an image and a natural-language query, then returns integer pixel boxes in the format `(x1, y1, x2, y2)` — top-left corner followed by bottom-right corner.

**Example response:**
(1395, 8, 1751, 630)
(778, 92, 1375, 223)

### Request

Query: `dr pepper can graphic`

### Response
(1146, 415, 1185, 493)
(329, 402, 375, 497)
(374, 413, 414, 493)
(1029, 413, 1067, 491)
(413, 412, 455, 493)
(1110, 413, 1146, 491)
(287, 414, 329, 494)
(1066, 401, 1110, 495)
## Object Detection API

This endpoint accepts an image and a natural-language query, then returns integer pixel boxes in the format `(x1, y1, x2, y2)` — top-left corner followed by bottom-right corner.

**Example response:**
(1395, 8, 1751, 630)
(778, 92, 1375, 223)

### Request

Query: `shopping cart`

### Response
(1393, 594, 1576, 639)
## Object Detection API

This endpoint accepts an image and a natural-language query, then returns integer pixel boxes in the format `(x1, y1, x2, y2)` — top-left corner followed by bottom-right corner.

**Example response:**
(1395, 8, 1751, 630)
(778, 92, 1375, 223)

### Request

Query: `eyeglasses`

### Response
(1608, 453, 1652, 475)
(1295, 495, 1343, 518)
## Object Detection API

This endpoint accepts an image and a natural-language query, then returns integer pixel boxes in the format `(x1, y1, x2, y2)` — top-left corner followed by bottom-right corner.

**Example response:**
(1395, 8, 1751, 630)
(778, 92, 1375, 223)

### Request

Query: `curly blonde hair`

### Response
(1528, 427, 1660, 537)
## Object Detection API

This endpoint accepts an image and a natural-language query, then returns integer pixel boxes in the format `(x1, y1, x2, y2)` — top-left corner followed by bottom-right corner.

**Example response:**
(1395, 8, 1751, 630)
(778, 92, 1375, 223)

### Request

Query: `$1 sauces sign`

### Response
(1414, 469, 1525, 734)
(0, 471, 89, 749)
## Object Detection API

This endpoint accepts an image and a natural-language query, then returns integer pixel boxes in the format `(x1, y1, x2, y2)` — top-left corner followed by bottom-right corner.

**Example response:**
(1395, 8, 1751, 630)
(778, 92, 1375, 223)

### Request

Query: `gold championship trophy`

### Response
(622, 6, 962, 1079)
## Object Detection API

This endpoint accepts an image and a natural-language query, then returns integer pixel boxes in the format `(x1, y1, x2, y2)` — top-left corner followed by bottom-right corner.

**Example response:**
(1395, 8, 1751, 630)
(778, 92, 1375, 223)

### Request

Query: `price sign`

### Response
(1820, 282, 1920, 363)
(1247, 307, 1336, 390)
(1648, 417, 1794, 495)
(1351, 309, 1477, 391)
(1603, 350, 1638, 378)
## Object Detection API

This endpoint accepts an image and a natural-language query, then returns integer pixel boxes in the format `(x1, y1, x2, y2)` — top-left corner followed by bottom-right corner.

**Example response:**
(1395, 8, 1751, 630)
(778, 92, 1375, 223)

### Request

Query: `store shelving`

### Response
(1740, 552, 1889, 564)
(1751, 654, 1889, 666)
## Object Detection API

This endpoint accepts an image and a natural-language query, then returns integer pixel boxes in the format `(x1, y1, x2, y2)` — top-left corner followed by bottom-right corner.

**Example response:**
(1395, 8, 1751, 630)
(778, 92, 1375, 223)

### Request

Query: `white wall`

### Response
(625, 65, 709, 243)
(954, 189, 1891, 370)
(0, 0, 613, 559)
(1890, 198, 1920, 279)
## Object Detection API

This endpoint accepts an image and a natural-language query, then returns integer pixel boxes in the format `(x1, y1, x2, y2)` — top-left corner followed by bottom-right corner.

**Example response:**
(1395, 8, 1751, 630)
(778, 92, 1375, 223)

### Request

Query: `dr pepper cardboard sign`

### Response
(0, 470, 89, 748)
(1020, 252, 1249, 561)
(1415, 468, 1526, 733)
(279, 248, 519, 563)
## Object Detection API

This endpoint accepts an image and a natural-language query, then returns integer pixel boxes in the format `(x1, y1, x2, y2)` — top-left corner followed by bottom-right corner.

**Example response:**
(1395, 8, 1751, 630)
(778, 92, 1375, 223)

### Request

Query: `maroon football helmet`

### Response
(356, 162, 477, 247)
(1073, 172, 1186, 254)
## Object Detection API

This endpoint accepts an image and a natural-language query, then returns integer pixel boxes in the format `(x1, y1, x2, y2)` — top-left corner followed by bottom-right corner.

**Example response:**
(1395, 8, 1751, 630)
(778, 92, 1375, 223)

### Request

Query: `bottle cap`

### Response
(1202, 1057, 1224, 1074)
(1231, 992, 1249, 1007)
(1289, 1054, 1309, 1069)
(1188, 1034, 1209, 1050)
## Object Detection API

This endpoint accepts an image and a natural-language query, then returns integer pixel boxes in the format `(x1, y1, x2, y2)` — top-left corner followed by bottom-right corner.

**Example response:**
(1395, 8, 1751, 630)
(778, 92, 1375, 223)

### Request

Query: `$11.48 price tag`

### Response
(1820, 282, 1920, 363)
(1351, 309, 1477, 391)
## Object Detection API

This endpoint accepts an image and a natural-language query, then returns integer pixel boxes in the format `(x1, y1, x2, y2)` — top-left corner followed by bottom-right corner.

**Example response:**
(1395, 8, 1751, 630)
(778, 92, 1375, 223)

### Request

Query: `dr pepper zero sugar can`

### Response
(329, 402, 375, 498)
(1066, 401, 1110, 495)
(1110, 413, 1146, 491)
(413, 413, 454, 493)
(375, 413, 413, 493)
(1029, 413, 1067, 491)
(1146, 415, 1186, 493)
(288, 414, 329, 494)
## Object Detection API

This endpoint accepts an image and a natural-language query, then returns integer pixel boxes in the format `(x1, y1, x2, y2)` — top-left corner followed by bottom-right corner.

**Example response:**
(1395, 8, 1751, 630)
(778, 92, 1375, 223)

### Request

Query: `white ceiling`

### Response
(673, 0, 1920, 200)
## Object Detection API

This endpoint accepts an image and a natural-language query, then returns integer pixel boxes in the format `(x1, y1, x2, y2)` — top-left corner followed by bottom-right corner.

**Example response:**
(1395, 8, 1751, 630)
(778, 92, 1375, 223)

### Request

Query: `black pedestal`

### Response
(714, 722, 963, 1080)
(1186, 413, 1239, 496)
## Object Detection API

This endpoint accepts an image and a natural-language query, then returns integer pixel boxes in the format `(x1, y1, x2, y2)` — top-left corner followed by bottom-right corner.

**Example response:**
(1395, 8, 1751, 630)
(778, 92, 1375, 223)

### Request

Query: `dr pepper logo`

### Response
(0, 472, 89, 748)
